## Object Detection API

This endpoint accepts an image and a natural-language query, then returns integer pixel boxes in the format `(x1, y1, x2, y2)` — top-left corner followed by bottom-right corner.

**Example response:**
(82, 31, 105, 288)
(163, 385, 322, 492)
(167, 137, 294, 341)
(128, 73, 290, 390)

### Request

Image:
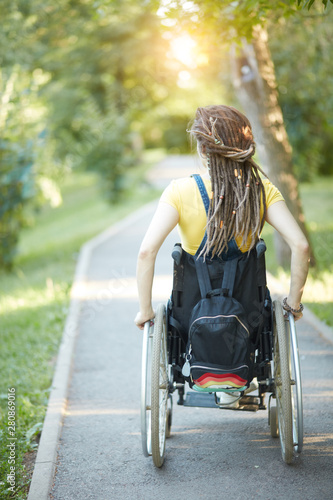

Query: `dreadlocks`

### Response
(188, 105, 268, 258)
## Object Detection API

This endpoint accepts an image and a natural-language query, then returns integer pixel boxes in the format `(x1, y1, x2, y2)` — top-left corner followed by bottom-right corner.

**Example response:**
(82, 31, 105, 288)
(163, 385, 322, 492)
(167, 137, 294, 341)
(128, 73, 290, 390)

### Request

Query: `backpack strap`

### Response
(194, 253, 238, 299)
(221, 257, 238, 297)
(194, 256, 212, 299)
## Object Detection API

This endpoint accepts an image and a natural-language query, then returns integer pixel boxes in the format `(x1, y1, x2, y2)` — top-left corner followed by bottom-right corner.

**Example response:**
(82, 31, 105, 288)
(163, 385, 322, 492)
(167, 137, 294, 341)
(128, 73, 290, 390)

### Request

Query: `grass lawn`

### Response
(0, 150, 164, 499)
(0, 154, 332, 497)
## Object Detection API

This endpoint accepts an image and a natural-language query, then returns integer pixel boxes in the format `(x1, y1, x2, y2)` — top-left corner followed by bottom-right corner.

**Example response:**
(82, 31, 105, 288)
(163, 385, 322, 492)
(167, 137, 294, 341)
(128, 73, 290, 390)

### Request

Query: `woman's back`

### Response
(160, 175, 284, 255)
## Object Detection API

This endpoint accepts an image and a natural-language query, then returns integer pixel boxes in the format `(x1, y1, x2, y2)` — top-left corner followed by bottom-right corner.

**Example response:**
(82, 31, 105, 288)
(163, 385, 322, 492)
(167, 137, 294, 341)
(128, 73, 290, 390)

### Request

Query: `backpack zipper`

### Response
(190, 314, 249, 336)
(190, 363, 248, 373)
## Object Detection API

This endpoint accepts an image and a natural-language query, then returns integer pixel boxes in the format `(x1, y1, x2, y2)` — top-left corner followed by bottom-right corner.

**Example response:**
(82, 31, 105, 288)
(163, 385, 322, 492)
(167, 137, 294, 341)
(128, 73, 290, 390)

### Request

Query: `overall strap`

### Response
(192, 174, 209, 256)
(192, 174, 210, 215)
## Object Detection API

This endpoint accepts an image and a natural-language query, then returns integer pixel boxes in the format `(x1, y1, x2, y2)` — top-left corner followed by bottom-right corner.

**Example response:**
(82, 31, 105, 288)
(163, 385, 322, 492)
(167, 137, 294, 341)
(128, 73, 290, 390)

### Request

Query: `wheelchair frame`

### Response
(141, 297, 303, 468)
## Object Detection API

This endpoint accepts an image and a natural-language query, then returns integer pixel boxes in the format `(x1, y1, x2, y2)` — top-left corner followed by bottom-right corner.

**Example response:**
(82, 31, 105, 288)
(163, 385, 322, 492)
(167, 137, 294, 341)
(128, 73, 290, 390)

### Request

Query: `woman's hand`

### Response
(134, 309, 155, 330)
(286, 309, 303, 321)
(283, 296, 304, 321)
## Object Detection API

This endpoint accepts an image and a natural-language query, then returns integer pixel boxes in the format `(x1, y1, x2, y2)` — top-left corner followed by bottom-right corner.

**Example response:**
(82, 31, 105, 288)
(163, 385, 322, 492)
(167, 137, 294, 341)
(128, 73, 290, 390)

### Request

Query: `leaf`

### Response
(25, 422, 43, 444)
(307, 0, 315, 9)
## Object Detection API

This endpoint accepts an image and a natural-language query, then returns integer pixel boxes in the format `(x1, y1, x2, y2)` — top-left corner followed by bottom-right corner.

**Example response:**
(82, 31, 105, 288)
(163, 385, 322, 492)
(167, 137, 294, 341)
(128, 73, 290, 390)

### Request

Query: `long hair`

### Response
(188, 105, 267, 258)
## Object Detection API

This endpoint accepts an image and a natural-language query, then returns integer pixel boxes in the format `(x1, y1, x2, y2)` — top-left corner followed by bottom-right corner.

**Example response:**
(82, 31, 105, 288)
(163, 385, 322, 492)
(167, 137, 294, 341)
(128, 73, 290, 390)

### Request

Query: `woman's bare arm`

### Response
(135, 202, 179, 329)
(265, 200, 310, 319)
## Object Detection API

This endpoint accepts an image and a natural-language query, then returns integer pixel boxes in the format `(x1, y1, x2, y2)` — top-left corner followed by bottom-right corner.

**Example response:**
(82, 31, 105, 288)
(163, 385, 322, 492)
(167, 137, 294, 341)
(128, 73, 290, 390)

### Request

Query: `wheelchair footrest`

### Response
(182, 392, 260, 411)
(183, 392, 217, 408)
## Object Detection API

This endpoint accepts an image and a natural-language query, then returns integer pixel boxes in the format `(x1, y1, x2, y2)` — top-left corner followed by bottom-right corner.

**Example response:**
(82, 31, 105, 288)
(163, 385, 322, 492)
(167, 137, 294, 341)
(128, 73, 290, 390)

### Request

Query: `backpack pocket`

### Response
(190, 363, 249, 392)
(183, 295, 251, 391)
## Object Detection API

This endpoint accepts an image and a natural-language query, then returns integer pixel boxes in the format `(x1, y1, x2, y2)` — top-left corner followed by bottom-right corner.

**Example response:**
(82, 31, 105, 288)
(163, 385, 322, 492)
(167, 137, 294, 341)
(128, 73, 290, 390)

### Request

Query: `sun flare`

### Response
(170, 34, 197, 68)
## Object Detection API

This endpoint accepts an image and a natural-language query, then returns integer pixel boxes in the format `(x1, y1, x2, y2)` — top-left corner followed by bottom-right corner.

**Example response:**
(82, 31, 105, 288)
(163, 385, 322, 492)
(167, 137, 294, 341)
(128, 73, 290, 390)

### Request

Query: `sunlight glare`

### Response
(177, 70, 193, 89)
(170, 34, 197, 68)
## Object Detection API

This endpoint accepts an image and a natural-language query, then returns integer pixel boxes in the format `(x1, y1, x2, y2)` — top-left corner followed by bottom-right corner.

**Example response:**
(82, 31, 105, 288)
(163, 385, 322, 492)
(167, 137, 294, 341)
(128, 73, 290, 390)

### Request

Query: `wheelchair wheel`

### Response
(151, 303, 169, 467)
(287, 312, 304, 453)
(273, 300, 293, 464)
(141, 320, 153, 457)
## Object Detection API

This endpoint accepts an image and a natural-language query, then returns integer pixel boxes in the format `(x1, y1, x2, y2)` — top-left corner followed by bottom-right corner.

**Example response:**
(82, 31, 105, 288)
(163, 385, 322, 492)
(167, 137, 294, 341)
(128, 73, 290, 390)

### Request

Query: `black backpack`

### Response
(168, 174, 267, 392)
(182, 255, 254, 391)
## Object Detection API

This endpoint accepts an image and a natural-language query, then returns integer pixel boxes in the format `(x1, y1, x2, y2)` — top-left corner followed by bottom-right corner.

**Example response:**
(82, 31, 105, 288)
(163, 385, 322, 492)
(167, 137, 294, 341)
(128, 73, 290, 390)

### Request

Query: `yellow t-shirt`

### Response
(160, 176, 284, 255)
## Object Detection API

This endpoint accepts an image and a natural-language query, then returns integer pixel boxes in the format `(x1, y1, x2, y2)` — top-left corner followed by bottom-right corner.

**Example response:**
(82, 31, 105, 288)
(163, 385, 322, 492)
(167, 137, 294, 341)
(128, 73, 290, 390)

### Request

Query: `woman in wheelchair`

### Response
(135, 105, 309, 329)
(136, 105, 310, 465)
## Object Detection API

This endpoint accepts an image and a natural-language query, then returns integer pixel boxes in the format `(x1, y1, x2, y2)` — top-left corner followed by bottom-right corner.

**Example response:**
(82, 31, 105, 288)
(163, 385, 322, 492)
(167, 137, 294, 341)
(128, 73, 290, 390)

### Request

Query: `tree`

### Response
(231, 25, 315, 264)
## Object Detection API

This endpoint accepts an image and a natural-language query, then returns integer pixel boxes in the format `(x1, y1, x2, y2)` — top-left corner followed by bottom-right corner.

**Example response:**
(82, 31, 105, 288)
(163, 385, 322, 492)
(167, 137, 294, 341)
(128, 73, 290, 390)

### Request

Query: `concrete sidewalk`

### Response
(28, 156, 333, 500)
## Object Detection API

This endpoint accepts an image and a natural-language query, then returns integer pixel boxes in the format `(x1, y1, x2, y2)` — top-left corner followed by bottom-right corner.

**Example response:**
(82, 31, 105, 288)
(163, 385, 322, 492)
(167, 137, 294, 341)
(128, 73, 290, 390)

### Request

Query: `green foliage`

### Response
(0, 143, 34, 270)
(0, 65, 39, 270)
(268, 11, 333, 180)
(160, 0, 332, 43)
(32, 0, 169, 198)
(0, 0, 169, 267)
(298, 0, 333, 8)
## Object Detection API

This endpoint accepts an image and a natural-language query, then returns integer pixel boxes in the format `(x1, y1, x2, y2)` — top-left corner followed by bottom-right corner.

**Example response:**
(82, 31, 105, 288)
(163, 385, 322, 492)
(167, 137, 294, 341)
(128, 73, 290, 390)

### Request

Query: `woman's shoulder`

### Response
(166, 175, 207, 193)
(262, 178, 284, 206)
(262, 177, 280, 192)
(174, 174, 210, 186)
(160, 176, 198, 207)
(171, 175, 199, 187)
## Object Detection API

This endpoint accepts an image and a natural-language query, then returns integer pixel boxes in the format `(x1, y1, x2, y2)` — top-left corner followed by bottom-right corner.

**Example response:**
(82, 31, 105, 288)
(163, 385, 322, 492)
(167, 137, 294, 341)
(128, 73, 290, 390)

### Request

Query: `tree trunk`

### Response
(231, 25, 315, 267)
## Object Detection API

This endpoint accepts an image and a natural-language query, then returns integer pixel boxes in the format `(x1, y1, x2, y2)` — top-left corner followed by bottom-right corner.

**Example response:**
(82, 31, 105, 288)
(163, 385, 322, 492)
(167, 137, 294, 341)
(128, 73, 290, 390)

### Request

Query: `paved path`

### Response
(35, 156, 333, 499)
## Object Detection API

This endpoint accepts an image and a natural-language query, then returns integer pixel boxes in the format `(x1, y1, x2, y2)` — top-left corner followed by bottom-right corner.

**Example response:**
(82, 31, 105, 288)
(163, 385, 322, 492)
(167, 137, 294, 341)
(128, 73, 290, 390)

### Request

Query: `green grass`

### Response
(0, 150, 164, 499)
(262, 176, 333, 326)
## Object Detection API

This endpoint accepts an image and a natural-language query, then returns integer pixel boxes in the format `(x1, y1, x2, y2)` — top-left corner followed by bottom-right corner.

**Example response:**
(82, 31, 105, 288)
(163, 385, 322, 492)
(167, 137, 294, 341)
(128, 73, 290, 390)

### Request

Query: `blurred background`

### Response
(1, 1, 332, 496)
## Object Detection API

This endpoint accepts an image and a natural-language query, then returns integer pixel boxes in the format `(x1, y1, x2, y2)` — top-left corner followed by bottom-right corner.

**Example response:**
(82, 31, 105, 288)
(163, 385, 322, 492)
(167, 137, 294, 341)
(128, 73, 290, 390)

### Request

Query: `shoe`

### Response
(216, 391, 240, 408)
(244, 378, 258, 395)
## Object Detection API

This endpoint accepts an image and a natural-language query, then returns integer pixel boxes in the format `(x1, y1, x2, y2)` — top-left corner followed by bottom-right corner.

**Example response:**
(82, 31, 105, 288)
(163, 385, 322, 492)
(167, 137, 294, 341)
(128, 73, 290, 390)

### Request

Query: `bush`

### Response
(0, 140, 35, 270)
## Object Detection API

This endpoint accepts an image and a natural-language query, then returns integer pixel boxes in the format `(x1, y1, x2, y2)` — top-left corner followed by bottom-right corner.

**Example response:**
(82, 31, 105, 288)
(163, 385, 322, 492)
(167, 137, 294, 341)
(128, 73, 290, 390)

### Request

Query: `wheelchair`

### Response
(140, 244, 303, 468)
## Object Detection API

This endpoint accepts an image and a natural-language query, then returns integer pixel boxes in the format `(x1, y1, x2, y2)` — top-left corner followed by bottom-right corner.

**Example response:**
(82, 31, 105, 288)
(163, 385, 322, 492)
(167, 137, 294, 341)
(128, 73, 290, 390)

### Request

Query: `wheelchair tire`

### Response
(165, 395, 173, 439)
(141, 320, 153, 457)
(273, 300, 293, 464)
(269, 405, 279, 438)
(151, 303, 169, 467)
(287, 312, 304, 453)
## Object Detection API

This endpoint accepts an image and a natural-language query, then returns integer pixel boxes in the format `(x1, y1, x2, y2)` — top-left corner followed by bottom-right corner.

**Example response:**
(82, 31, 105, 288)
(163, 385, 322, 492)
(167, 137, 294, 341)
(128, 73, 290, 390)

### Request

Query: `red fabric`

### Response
(195, 372, 246, 385)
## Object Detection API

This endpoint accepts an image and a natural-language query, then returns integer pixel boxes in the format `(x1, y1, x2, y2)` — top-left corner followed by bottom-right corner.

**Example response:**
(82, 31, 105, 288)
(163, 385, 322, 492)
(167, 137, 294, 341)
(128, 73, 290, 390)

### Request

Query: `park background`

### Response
(1, 0, 333, 497)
